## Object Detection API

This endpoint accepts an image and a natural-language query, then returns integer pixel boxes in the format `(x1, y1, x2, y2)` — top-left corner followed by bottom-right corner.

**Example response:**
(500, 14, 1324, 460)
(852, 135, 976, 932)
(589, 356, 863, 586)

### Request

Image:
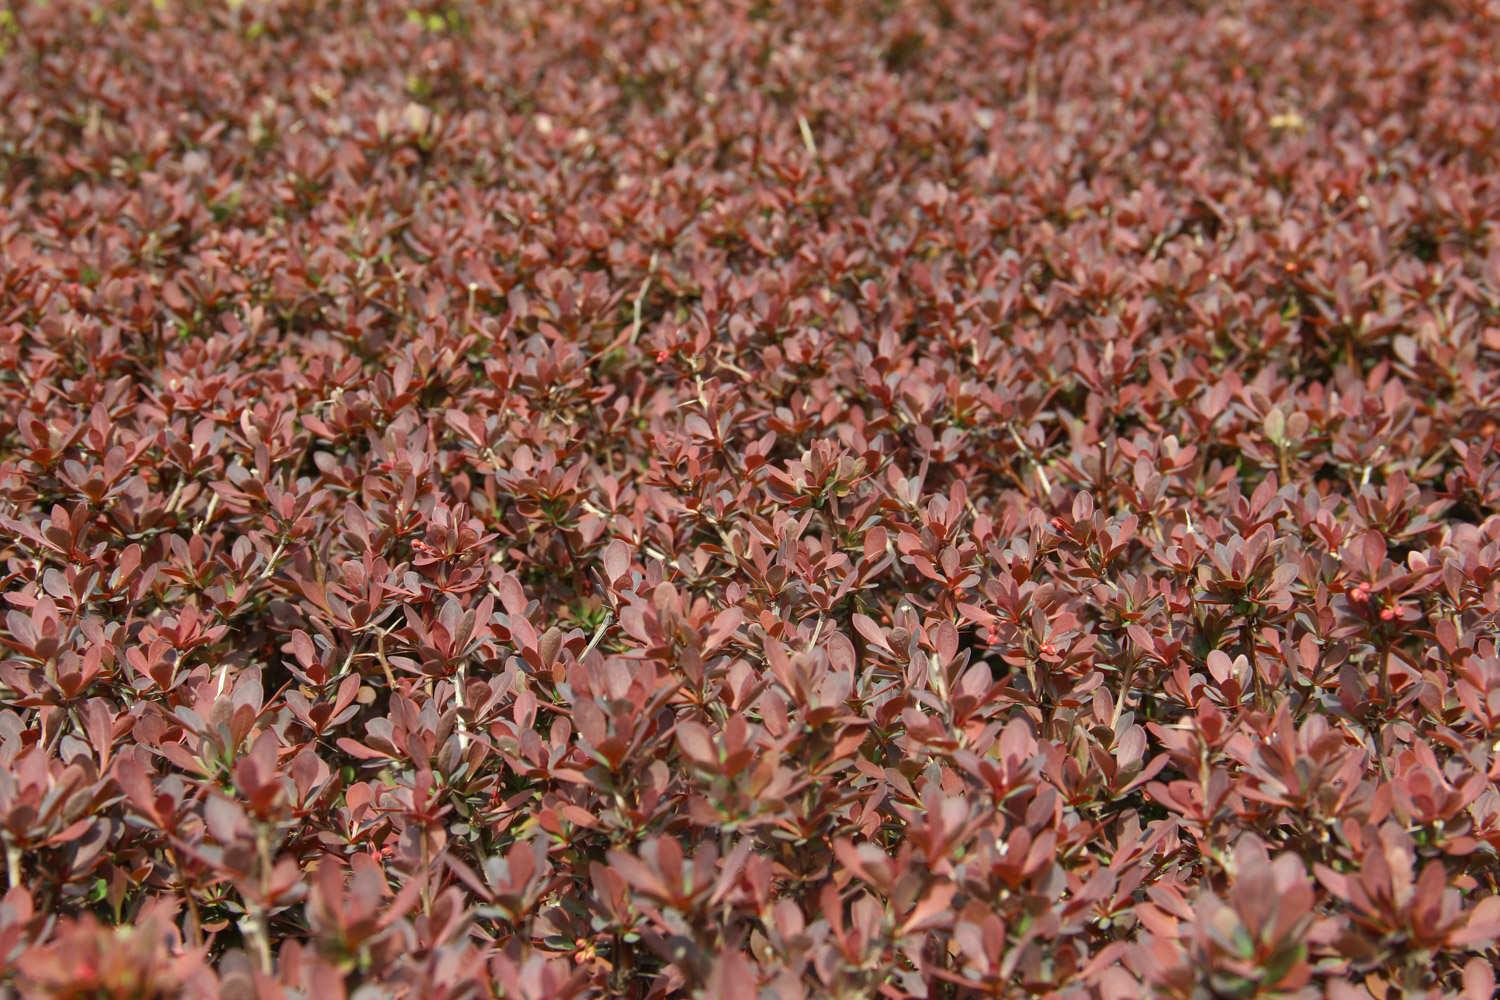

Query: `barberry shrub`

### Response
(2, 0, 1500, 996)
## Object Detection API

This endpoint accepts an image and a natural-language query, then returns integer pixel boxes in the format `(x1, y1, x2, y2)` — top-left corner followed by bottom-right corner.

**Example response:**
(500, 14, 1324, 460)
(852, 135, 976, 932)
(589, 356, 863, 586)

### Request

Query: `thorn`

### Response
(797, 114, 818, 159)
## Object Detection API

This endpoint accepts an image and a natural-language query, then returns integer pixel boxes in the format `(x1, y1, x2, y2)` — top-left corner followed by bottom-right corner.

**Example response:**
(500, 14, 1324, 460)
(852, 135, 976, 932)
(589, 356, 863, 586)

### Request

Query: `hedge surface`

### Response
(2, 0, 1500, 997)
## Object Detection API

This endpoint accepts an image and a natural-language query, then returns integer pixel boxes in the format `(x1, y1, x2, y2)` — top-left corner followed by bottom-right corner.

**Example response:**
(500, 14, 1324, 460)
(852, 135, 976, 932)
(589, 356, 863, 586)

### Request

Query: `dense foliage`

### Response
(2, 0, 1500, 996)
